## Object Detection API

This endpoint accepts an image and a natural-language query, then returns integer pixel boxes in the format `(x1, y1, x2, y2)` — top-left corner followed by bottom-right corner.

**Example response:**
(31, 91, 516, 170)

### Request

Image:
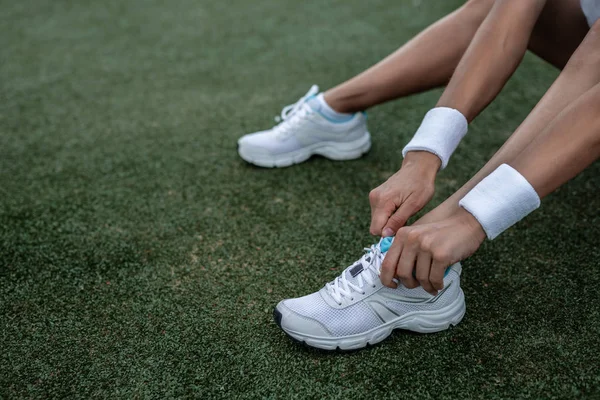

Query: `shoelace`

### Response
(272, 85, 319, 140)
(326, 244, 384, 305)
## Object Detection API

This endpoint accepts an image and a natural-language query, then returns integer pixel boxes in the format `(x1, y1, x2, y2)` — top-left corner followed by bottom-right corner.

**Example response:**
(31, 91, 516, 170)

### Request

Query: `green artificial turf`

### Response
(1, 0, 599, 398)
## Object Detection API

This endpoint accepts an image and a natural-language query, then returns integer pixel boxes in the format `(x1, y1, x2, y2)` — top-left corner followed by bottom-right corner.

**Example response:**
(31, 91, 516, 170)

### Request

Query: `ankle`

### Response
(310, 93, 356, 122)
(323, 91, 362, 114)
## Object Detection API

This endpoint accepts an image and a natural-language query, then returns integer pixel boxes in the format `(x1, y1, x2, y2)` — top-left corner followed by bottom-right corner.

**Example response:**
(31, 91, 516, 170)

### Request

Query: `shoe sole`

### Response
(238, 132, 371, 168)
(274, 288, 466, 351)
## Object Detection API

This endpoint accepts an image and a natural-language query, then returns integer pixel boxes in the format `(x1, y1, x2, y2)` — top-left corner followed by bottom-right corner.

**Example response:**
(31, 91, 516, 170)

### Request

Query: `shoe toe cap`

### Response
(275, 301, 331, 338)
(237, 131, 266, 148)
(238, 130, 301, 155)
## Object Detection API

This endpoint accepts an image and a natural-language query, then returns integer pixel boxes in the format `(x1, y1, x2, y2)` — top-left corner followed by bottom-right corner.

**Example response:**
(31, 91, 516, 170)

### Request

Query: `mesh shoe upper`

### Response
(282, 291, 384, 337)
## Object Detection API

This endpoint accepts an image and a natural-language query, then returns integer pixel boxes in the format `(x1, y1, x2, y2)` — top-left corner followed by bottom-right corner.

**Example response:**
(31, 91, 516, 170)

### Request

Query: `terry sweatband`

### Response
(402, 107, 468, 170)
(459, 164, 541, 240)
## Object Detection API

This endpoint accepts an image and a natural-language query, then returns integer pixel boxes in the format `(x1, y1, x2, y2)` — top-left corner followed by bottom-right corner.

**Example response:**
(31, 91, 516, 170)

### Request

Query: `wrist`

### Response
(458, 164, 541, 240)
(402, 107, 468, 170)
(455, 207, 487, 243)
(402, 151, 441, 181)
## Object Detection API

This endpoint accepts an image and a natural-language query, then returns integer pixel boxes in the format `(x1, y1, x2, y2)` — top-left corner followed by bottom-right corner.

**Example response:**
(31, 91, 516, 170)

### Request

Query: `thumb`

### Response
(370, 203, 394, 236)
(381, 203, 416, 237)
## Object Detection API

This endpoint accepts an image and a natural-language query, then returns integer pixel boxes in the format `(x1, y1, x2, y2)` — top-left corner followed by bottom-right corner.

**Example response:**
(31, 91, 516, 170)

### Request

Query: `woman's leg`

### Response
(324, 0, 589, 114)
(418, 18, 600, 224)
(324, 0, 495, 113)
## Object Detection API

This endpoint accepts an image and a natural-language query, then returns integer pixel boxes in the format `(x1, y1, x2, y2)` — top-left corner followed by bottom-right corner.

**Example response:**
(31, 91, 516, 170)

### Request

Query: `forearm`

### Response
(416, 25, 600, 224)
(455, 84, 600, 240)
(437, 0, 546, 121)
(511, 83, 600, 198)
(380, 87, 600, 286)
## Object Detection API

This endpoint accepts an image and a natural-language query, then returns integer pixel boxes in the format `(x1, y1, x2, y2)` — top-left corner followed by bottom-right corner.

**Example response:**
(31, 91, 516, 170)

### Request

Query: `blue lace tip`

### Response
(380, 236, 393, 253)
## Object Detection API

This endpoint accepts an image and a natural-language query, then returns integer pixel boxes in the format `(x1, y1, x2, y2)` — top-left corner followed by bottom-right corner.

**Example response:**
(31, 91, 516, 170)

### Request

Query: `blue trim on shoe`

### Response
(307, 95, 356, 123)
(317, 112, 355, 124)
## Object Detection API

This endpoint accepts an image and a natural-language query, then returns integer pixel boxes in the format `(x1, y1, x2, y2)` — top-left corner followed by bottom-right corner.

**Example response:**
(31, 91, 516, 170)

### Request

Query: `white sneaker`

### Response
(238, 85, 371, 167)
(274, 237, 466, 350)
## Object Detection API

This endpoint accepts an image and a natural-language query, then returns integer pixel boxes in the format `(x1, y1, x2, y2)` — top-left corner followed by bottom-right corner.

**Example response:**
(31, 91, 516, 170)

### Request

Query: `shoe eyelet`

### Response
(350, 298, 354, 301)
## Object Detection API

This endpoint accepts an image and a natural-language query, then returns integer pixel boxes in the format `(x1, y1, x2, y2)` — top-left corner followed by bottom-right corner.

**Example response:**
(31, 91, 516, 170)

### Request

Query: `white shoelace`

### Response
(326, 244, 384, 305)
(272, 85, 319, 140)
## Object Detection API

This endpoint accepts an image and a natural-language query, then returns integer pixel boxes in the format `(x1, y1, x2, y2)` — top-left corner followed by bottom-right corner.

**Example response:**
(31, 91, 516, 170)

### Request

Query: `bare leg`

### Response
(324, 0, 588, 114)
(324, 0, 495, 113)
(418, 18, 600, 224)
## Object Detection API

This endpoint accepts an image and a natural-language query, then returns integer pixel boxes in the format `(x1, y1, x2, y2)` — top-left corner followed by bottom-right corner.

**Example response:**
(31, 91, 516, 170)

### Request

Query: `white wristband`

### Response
(459, 164, 541, 240)
(402, 107, 468, 169)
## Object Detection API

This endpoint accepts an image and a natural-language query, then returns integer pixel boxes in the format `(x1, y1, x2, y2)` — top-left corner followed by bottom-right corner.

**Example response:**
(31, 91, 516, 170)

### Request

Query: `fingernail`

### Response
(382, 228, 394, 237)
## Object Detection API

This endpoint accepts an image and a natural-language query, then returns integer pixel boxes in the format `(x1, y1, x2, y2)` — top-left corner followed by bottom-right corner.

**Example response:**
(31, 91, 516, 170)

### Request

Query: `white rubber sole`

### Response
(238, 132, 371, 168)
(276, 289, 466, 351)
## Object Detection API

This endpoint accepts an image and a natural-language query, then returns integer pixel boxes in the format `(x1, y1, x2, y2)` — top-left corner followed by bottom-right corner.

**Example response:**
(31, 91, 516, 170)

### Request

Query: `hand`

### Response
(380, 207, 486, 295)
(369, 151, 441, 236)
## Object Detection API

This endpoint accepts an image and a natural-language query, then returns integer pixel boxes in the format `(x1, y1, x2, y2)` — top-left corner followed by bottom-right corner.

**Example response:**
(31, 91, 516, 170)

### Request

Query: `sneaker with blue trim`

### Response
(237, 85, 371, 168)
(273, 237, 466, 350)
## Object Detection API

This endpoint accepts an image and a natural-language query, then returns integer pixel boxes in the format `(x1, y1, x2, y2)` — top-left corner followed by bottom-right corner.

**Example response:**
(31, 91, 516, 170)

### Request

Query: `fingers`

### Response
(395, 231, 419, 289)
(415, 252, 435, 295)
(369, 189, 395, 236)
(381, 223, 454, 294)
(430, 258, 448, 292)
(381, 201, 417, 237)
(380, 236, 404, 288)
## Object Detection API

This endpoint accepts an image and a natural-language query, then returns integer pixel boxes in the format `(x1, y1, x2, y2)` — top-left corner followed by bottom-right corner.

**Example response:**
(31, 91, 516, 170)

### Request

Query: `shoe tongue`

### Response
(342, 239, 389, 285)
(347, 257, 369, 280)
